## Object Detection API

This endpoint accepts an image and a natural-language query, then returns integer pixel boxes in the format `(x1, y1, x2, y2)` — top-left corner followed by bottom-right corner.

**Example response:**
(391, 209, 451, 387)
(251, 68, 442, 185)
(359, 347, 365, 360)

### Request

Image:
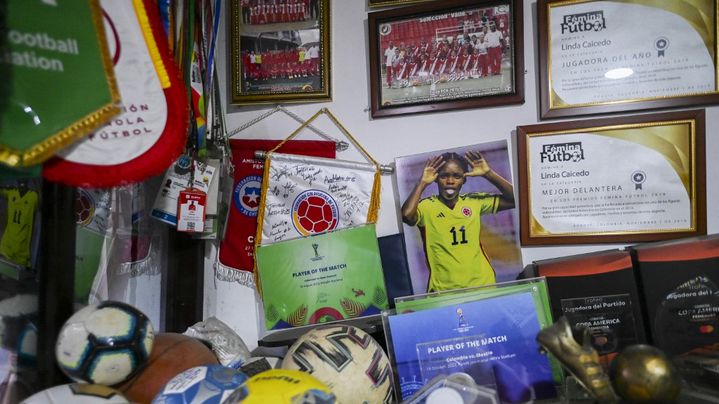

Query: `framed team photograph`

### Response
(229, 0, 330, 105)
(516, 109, 707, 245)
(394, 140, 523, 294)
(538, 0, 719, 119)
(368, 0, 434, 8)
(368, 0, 524, 118)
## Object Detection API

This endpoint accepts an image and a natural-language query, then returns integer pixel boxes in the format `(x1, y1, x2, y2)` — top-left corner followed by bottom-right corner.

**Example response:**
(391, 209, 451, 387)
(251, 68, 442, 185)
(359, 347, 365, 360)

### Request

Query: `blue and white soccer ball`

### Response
(152, 365, 248, 403)
(55, 301, 154, 386)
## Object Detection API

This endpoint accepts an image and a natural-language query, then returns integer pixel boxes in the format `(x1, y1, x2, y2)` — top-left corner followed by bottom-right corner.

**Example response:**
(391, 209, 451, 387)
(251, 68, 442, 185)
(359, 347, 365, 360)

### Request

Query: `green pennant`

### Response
(0, 0, 120, 167)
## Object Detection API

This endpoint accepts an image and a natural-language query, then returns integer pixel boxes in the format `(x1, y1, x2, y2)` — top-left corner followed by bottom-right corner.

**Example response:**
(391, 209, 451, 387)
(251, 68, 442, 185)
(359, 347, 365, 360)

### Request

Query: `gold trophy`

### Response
(536, 316, 618, 403)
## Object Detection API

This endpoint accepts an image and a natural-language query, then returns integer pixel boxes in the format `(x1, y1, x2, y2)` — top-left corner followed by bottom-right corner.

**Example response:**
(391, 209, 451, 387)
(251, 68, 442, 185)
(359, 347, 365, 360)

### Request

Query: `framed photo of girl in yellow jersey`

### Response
(395, 140, 523, 293)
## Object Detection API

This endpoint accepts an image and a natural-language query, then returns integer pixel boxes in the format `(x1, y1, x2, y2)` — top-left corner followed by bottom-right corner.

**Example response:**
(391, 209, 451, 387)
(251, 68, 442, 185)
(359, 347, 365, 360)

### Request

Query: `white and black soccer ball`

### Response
(55, 301, 154, 386)
(281, 325, 393, 404)
(22, 383, 130, 404)
(152, 365, 248, 403)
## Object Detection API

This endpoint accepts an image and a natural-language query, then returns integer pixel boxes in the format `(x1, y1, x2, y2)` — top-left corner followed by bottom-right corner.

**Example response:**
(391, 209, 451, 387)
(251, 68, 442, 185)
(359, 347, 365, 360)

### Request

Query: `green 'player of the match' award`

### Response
(256, 224, 389, 330)
(1, 0, 120, 167)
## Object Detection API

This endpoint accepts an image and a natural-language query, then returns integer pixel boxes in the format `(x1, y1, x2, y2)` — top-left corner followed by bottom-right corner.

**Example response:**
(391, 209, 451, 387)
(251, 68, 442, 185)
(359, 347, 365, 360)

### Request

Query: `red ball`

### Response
(116, 333, 218, 403)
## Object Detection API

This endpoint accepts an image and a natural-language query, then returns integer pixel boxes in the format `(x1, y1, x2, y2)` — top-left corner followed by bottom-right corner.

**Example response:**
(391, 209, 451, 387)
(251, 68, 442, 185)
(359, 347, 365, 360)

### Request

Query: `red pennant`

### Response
(219, 139, 335, 272)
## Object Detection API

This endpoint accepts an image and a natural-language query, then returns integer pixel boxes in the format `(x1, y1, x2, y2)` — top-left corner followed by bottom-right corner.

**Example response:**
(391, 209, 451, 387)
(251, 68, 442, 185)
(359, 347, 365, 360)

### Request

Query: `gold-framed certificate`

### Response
(538, 0, 719, 119)
(516, 110, 706, 245)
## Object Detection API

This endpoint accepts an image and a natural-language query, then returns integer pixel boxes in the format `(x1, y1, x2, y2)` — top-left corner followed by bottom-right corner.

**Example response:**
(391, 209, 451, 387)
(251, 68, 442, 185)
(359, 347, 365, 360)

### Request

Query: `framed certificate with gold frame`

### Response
(538, 0, 719, 119)
(516, 109, 706, 245)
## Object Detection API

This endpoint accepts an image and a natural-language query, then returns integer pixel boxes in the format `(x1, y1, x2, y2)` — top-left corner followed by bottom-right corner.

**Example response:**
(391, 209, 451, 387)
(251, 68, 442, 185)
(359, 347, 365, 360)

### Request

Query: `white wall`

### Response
(205, 0, 719, 350)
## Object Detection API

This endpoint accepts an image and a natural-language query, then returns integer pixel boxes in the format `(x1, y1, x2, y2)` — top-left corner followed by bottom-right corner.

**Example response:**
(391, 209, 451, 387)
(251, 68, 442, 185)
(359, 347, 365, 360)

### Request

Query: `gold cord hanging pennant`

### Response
(253, 108, 384, 291)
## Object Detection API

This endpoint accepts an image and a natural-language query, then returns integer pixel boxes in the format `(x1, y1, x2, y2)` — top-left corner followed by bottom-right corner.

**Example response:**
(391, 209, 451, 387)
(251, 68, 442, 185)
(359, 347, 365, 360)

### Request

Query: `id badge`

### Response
(177, 188, 206, 233)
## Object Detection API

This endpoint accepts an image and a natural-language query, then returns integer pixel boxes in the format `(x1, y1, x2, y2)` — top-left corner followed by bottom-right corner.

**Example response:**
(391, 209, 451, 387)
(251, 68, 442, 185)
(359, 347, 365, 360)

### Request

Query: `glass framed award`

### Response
(383, 278, 560, 402)
(532, 249, 647, 367)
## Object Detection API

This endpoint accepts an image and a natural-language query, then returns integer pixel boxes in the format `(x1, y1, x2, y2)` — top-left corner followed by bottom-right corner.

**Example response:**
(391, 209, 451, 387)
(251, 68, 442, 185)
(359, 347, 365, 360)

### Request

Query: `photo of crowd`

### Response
(377, 6, 513, 106)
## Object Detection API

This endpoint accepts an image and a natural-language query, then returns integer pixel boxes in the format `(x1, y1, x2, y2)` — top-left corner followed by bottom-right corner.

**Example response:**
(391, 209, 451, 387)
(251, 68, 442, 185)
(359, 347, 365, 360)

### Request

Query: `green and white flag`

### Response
(2, 0, 120, 167)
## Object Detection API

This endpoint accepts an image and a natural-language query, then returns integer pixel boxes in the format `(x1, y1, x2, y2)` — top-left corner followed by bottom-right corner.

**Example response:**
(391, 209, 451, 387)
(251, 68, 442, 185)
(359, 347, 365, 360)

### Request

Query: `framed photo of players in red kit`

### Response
(368, 0, 524, 118)
(230, 0, 330, 105)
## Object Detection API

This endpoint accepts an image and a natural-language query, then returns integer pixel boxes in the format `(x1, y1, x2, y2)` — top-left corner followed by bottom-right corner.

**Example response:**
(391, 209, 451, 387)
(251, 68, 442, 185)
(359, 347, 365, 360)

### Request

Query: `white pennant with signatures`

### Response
(260, 153, 377, 245)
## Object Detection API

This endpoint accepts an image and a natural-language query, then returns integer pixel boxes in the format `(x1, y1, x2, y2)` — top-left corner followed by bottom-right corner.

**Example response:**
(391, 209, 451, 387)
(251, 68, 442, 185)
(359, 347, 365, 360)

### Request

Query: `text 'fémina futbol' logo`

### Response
(292, 190, 339, 236)
(560, 11, 606, 34)
(234, 175, 262, 217)
(540, 142, 585, 163)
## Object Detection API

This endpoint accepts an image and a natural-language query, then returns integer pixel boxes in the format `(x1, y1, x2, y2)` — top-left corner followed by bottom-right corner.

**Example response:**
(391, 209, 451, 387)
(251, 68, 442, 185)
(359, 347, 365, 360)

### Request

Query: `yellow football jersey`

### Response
(415, 193, 499, 292)
(1, 189, 38, 267)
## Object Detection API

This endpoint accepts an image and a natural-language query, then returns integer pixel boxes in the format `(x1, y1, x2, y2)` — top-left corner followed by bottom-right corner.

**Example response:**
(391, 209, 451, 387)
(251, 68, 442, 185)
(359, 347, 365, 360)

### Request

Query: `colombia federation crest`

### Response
(291, 189, 339, 236)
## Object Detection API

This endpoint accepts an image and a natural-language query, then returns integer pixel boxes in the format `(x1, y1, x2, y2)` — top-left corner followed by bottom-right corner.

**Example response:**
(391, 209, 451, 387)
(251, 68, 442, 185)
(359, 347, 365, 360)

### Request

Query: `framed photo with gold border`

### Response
(229, 0, 330, 105)
(516, 109, 706, 245)
(538, 0, 719, 119)
(368, 0, 524, 118)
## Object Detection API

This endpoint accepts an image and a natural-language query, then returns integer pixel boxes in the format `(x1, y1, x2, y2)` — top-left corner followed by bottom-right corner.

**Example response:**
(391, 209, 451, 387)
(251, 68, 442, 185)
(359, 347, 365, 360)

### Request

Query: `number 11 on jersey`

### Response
(450, 226, 467, 245)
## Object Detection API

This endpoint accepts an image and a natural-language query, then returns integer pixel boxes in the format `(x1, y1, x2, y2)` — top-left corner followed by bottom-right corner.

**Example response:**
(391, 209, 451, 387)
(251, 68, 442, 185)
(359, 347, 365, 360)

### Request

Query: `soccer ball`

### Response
(152, 365, 248, 403)
(23, 383, 130, 403)
(116, 333, 220, 403)
(281, 325, 393, 403)
(55, 301, 154, 386)
(223, 369, 336, 404)
(292, 191, 338, 235)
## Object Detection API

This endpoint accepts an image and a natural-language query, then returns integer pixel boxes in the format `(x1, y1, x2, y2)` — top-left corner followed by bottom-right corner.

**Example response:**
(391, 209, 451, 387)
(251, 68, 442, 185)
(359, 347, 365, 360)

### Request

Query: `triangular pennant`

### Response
(43, 0, 188, 188)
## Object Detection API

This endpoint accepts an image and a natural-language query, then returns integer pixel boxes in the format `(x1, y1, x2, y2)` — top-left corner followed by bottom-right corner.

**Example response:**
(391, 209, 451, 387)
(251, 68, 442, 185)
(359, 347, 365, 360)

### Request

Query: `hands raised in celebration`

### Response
(420, 155, 446, 184)
(464, 150, 491, 177)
